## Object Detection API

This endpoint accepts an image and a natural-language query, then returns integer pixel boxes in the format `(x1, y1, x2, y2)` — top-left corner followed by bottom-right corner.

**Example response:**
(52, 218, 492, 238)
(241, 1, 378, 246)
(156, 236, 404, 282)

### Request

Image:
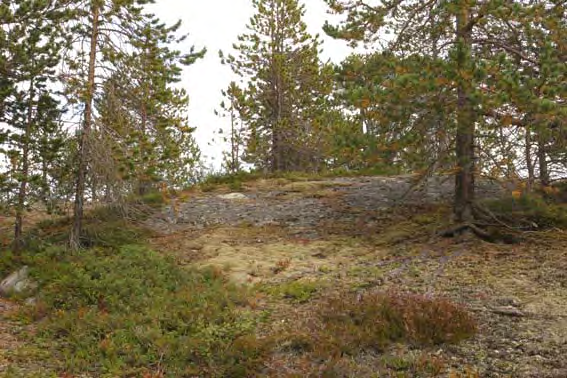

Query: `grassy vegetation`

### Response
(0, 205, 270, 377)
(17, 245, 265, 377)
(196, 166, 400, 192)
(0, 188, 482, 376)
(484, 193, 567, 230)
(261, 280, 321, 303)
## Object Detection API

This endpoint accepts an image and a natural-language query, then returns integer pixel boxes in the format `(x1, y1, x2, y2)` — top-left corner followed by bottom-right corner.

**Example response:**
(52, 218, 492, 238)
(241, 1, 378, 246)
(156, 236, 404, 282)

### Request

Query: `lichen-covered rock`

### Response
(0, 266, 36, 297)
(218, 193, 248, 200)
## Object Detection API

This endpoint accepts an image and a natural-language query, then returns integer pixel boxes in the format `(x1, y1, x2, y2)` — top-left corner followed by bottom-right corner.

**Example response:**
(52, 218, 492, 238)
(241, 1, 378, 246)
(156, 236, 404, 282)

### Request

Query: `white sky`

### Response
(147, 0, 355, 169)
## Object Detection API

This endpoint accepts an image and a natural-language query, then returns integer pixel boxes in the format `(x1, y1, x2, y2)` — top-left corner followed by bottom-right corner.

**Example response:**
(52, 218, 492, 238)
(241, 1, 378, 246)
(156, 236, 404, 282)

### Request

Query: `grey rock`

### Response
(497, 296, 522, 307)
(218, 193, 248, 200)
(492, 306, 525, 317)
(0, 266, 37, 297)
(24, 297, 37, 306)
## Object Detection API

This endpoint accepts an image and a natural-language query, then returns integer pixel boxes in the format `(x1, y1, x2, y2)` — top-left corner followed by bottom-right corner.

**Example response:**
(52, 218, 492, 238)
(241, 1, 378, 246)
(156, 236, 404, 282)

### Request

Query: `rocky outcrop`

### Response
(0, 267, 36, 297)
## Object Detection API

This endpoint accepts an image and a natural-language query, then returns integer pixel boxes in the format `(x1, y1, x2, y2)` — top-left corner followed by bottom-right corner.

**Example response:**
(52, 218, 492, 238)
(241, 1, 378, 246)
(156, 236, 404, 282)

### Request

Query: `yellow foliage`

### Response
(542, 186, 559, 195)
(360, 98, 371, 108)
(511, 190, 522, 199)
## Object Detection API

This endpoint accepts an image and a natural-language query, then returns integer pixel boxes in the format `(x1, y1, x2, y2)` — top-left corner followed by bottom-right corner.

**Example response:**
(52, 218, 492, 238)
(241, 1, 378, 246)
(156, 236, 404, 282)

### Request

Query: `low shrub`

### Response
(138, 191, 166, 207)
(19, 245, 267, 377)
(23, 204, 154, 251)
(484, 194, 567, 229)
(281, 290, 476, 357)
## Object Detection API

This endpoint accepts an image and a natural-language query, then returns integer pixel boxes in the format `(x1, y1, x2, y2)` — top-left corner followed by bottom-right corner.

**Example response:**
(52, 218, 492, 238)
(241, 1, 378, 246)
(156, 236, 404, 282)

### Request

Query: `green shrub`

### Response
(20, 245, 266, 377)
(229, 179, 243, 191)
(201, 171, 264, 187)
(138, 191, 166, 207)
(484, 194, 567, 229)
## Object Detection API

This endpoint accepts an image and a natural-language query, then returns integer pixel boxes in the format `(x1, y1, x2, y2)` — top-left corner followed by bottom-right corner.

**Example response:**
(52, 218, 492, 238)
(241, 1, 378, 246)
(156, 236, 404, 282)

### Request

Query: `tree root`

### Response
(439, 221, 521, 244)
(439, 222, 492, 241)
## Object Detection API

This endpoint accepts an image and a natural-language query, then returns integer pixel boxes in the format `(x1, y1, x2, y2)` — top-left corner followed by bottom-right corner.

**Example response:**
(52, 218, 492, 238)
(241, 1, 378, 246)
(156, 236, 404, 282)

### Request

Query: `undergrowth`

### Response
(13, 245, 267, 377)
(280, 291, 476, 356)
(197, 166, 399, 192)
(23, 202, 156, 252)
(0, 185, 483, 377)
(0, 204, 270, 377)
(484, 194, 567, 229)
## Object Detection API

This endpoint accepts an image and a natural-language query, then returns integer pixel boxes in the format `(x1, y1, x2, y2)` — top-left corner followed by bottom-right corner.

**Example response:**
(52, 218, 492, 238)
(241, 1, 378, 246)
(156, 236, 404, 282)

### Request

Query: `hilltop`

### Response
(1, 174, 566, 377)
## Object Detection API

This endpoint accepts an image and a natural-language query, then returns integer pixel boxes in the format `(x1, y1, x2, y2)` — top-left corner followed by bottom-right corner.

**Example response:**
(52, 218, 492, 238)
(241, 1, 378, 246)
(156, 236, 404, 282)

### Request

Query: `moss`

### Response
(262, 280, 320, 303)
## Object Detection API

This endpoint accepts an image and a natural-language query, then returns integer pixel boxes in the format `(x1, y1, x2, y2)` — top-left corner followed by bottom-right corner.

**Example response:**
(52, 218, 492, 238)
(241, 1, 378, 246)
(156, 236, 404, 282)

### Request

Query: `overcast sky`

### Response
(147, 0, 355, 169)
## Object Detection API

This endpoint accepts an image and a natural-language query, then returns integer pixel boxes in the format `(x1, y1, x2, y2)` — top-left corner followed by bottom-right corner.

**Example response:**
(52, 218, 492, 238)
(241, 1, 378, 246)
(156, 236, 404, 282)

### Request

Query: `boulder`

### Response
(0, 266, 36, 297)
(218, 193, 248, 200)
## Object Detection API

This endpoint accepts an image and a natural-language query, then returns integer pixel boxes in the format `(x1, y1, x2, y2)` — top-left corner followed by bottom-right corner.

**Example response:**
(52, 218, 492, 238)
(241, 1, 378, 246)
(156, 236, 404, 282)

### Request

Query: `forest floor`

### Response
(148, 175, 567, 377)
(1, 175, 566, 377)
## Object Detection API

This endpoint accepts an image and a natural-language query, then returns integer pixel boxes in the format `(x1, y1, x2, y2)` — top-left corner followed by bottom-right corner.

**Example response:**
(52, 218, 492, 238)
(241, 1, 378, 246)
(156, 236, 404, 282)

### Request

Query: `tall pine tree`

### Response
(324, 0, 566, 226)
(0, 0, 68, 252)
(221, 0, 334, 172)
(63, 0, 204, 248)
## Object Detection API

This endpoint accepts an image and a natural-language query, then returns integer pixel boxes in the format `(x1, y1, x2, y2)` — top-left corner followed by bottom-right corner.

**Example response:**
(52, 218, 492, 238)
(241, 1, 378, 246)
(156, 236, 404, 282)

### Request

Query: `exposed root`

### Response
(472, 203, 517, 230)
(439, 222, 492, 241)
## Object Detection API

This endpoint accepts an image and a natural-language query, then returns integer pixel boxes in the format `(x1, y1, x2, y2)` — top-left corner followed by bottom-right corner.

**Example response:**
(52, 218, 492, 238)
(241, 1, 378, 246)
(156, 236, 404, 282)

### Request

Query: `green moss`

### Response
(262, 280, 320, 303)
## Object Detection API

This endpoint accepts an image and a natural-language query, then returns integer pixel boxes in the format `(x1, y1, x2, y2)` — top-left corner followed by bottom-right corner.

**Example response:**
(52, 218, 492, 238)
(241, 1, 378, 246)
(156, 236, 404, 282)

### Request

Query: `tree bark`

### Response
(70, 3, 99, 250)
(525, 123, 535, 192)
(14, 76, 35, 253)
(271, 1, 284, 172)
(454, 4, 476, 223)
(537, 131, 550, 187)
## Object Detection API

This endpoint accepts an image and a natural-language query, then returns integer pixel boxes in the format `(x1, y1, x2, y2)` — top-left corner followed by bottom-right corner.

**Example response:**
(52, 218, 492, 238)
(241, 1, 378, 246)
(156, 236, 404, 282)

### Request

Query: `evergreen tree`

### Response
(217, 81, 246, 174)
(62, 0, 201, 248)
(0, 0, 68, 252)
(221, 0, 334, 172)
(95, 16, 204, 196)
(333, 52, 452, 172)
(324, 0, 566, 225)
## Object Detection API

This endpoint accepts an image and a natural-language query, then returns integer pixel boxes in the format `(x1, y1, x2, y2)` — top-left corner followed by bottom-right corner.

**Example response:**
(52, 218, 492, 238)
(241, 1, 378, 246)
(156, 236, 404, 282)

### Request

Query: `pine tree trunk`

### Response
(454, 5, 476, 223)
(138, 41, 150, 196)
(14, 77, 35, 253)
(230, 105, 238, 174)
(70, 3, 99, 250)
(525, 124, 535, 193)
(41, 158, 52, 214)
(538, 132, 549, 187)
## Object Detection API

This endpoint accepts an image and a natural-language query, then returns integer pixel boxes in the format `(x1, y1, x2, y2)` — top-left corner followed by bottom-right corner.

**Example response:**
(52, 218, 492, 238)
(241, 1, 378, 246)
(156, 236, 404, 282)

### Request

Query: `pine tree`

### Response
(324, 0, 566, 225)
(0, 0, 68, 252)
(218, 81, 246, 174)
(333, 52, 452, 172)
(62, 0, 167, 249)
(221, 0, 334, 172)
(95, 16, 204, 195)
